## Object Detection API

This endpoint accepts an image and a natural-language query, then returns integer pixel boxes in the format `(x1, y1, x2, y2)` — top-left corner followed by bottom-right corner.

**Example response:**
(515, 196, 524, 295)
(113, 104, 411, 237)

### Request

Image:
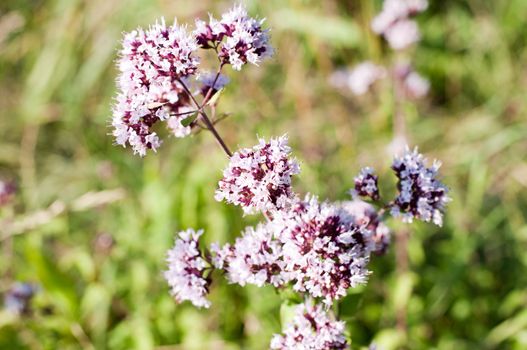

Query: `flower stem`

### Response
(177, 78, 233, 157)
(202, 64, 224, 106)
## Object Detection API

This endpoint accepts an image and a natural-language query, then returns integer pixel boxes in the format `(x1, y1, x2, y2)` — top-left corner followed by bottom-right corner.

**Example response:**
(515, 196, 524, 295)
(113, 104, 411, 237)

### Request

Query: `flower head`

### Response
(112, 19, 199, 156)
(330, 62, 386, 96)
(384, 19, 420, 50)
(342, 200, 391, 255)
(212, 224, 289, 287)
(215, 135, 300, 215)
(371, 0, 427, 50)
(391, 147, 450, 226)
(352, 167, 380, 201)
(195, 4, 273, 70)
(270, 302, 348, 350)
(164, 229, 211, 308)
(273, 195, 373, 305)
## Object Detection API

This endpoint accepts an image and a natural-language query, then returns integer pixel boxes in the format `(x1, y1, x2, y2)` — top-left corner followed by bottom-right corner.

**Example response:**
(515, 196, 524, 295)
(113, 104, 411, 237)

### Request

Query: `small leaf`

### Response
(206, 88, 224, 106)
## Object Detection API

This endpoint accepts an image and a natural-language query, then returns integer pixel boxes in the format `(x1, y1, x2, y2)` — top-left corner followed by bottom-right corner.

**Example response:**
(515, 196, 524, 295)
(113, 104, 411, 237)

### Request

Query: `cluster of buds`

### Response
(351, 148, 449, 227)
(330, 0, 429, 99)
(391, 147, 450, 226)
(111, 4, 449, 349)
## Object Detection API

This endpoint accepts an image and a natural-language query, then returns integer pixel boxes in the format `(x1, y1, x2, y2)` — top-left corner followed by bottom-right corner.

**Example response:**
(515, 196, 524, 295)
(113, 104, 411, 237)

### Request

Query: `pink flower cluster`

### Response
(212, 195, 375, 305)
(270, 302, 348, 350)
(111, 4, 272, 156)
(273, 196, 373, 305)
(195, 4, 273, 70)
(372, 0, 428, 50)
(164, 229, 211, 308)
(112, 20, 199, 156)
(394, 61, 430, 99)
(215, 135, 300, 215)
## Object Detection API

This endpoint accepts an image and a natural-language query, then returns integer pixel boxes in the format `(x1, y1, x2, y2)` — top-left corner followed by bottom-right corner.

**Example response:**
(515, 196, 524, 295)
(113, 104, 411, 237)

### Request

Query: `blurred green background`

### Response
(1, 0, 526, 349)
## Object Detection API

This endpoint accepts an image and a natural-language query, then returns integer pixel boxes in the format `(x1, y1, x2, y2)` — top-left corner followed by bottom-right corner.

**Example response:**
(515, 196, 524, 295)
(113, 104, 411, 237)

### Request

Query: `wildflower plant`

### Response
(110, 3, 450, 348)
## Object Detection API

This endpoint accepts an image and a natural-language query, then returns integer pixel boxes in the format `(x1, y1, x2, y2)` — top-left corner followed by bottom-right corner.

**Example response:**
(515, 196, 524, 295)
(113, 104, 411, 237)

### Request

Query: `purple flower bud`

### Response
(196, 71, 230, 97)
(391, 147, 450, 226)
(352, 167, 380, 201)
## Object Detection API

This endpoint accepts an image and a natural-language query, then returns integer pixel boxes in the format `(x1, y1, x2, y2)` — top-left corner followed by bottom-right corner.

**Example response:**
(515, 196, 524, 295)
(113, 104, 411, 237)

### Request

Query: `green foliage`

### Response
(0, 0, 526, 349)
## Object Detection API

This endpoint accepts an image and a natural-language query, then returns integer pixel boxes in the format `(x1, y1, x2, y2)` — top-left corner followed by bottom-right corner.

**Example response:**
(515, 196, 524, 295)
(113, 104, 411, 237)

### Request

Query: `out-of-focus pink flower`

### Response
(329, 62, 386, 96)
(371, 0, 427, 50)
(384, 19, 421, 50)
